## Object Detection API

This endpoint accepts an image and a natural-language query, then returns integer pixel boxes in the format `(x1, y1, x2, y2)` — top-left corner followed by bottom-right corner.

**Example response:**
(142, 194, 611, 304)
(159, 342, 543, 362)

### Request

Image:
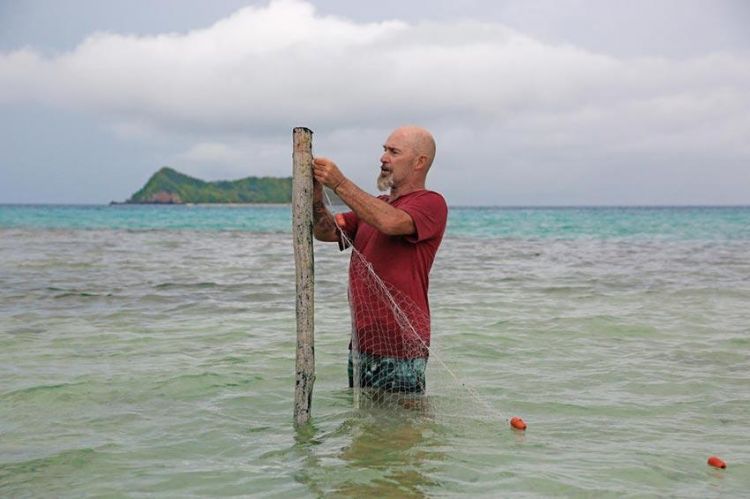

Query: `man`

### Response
(312, 126, 447, 394)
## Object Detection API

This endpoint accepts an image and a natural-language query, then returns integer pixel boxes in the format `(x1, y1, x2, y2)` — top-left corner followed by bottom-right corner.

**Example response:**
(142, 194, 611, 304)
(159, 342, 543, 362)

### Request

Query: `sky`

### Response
(1, 0, 749, 205)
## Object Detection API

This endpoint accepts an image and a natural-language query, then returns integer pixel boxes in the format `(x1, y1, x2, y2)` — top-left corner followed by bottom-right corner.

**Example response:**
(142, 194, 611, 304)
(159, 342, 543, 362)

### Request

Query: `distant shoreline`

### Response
(108, 202, 295, 207)
(1, 203, 748, 209)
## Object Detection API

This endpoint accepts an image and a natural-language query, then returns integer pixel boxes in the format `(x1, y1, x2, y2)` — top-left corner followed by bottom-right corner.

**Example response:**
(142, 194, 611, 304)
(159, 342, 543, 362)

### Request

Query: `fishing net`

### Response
(327, 197, 503, 425)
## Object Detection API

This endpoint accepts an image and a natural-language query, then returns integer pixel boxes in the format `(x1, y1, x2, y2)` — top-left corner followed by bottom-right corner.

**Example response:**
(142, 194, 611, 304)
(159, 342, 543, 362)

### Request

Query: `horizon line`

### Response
(1, 202, 749, 209)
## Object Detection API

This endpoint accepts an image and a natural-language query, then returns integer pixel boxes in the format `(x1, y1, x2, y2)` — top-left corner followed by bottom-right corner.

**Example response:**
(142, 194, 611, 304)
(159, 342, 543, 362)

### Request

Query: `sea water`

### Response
(1, 205, 749, 497)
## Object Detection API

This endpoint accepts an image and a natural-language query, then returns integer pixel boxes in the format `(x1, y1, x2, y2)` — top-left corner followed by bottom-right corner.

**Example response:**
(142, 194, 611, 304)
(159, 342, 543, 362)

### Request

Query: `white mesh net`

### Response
(326, 195, 506, 425)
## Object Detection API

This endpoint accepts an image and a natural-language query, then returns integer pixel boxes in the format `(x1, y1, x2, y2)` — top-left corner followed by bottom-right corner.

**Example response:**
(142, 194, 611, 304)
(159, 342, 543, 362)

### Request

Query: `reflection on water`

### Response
(294, 390, 446, 498)
(354, 388, 433, 415)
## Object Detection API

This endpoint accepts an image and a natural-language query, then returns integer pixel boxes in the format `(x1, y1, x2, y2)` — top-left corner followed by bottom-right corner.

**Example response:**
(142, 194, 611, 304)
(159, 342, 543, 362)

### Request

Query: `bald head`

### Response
(379, 125, 437, 195)
(391, 126, 436, 169)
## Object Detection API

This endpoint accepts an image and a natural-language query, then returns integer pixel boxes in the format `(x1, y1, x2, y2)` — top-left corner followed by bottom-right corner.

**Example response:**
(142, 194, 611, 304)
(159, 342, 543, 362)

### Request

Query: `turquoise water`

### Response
(1, 204, 749, 240)
(1, 205, 749, 497)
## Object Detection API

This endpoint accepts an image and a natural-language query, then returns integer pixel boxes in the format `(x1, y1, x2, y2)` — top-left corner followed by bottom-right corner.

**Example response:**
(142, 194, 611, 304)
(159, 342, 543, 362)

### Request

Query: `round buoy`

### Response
(707, 456, 726, 469)
(510, 416, 527, 431)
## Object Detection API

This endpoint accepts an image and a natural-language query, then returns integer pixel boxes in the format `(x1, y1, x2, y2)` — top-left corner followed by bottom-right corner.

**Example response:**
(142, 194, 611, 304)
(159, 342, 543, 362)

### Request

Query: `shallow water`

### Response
(1, 206, 749, 497)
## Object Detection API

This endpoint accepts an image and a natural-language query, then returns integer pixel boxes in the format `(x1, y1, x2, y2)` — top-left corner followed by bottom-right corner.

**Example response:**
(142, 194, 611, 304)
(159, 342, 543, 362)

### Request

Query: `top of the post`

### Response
(293, 127, 313, 134)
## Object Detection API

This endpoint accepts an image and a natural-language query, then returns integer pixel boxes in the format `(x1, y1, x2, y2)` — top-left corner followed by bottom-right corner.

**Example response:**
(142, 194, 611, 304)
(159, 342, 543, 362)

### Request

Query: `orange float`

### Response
(510, 416, 527, 431)
(707, 456, 726, 469)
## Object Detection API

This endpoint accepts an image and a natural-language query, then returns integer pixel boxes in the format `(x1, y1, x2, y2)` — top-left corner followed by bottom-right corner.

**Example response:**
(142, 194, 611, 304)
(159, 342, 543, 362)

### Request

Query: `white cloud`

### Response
(178, 142, 242, 165)
(1, 0, 748, 203)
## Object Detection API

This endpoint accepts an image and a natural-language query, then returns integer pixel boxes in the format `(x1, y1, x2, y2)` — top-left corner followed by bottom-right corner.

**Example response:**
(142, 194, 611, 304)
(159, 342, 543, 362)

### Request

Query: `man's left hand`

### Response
(313, 157, 347, 191)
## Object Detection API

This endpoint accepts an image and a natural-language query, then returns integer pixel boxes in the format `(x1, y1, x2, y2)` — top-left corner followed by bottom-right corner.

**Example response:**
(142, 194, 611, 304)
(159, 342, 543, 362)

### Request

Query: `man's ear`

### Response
(414, 155, 428, 172)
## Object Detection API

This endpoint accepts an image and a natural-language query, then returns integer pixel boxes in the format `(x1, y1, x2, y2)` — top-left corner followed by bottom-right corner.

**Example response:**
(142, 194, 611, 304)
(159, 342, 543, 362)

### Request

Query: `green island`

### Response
(123, 167, 293, 204)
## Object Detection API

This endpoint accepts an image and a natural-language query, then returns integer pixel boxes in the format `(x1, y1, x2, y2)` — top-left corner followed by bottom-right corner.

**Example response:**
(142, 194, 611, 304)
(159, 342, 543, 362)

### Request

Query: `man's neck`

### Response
(389, 182, 425, 202)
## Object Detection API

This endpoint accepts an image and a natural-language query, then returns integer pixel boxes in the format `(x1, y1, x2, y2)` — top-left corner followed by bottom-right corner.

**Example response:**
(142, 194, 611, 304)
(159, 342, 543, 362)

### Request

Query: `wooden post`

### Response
(292, 127, 315, 426)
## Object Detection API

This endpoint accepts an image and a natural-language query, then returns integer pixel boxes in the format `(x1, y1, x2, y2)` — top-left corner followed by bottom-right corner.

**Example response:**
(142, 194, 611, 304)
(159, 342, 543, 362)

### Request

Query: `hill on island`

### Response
(125, 167, 293, 204)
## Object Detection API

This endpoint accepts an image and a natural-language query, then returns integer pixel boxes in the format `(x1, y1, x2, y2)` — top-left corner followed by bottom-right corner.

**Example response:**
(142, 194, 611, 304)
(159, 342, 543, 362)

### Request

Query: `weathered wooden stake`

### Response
(292, 127, 315, 426)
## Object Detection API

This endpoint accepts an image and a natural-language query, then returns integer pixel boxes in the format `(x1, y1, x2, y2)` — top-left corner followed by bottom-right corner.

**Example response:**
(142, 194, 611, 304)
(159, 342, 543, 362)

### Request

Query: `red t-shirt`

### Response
(338, 190, 448, 359)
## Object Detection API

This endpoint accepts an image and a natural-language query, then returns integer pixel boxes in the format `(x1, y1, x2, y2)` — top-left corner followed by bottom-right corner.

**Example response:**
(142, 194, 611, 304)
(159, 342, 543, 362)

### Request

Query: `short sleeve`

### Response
(399, 191, 448, 244)
(336, 210, 359, 250)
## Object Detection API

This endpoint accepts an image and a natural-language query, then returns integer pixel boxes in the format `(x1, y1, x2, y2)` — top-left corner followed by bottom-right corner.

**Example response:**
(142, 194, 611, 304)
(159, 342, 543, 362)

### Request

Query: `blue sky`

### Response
(1, 0, 748, 205)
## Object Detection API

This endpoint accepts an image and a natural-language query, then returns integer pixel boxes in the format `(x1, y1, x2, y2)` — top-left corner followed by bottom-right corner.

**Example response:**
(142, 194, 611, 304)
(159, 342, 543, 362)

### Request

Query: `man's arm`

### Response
(312, 180, 340, 242)
(334, 179, 415, 236)
(313, 158, 415, 236)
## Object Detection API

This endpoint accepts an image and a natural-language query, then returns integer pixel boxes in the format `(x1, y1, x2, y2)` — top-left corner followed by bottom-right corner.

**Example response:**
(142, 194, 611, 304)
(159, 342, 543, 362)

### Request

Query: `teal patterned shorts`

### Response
(348, 351, 427, 393)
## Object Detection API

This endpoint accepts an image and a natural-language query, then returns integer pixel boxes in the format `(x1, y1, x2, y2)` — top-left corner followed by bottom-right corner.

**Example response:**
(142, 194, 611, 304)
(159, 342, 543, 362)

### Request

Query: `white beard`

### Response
(377, 171, 393, 192)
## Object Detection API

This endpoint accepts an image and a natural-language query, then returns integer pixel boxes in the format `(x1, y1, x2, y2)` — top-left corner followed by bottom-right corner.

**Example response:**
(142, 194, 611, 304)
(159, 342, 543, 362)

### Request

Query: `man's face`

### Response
(378, 131, 416, 192)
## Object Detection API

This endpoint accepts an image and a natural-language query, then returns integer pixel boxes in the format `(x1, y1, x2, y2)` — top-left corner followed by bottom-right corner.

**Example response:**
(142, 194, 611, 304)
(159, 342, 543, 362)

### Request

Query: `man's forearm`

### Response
(334, 179, 414, 236)
(312, 184, 339, 242)
(313, 204, 337, 241)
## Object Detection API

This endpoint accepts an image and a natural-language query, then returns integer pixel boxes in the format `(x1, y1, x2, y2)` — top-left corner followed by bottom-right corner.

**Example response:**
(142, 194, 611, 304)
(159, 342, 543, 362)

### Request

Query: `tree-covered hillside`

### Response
(127, 167, 293, 204)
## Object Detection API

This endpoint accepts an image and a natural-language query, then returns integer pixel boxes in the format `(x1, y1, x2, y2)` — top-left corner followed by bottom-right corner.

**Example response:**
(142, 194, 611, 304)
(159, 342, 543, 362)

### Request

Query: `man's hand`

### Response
(313, 157, 347, 191)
